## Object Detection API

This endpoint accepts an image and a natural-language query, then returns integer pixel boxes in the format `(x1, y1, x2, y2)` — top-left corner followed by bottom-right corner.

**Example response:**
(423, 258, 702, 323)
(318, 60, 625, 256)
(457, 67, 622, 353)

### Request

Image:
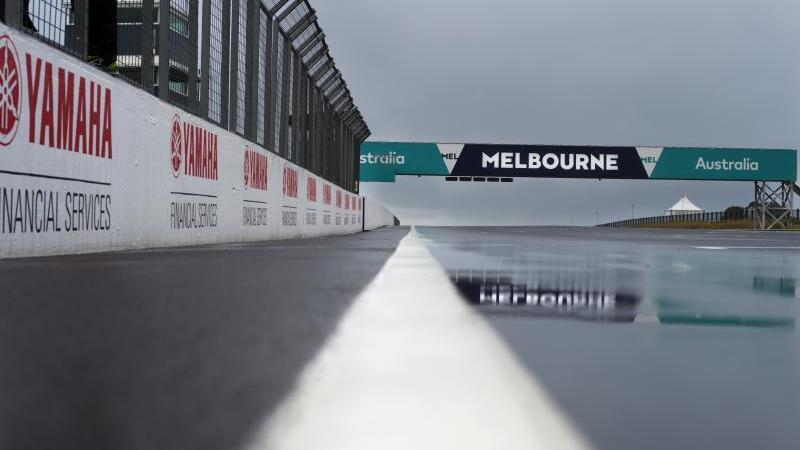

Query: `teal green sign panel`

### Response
(360, 142, 448, 182)
(650, 147, 797, 181)
(360, 142, 797, 183)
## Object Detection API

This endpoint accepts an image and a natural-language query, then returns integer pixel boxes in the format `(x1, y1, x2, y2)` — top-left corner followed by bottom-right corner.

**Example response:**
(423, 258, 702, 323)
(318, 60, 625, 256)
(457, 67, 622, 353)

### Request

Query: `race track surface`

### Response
(2, 226, 799, 450)
(0, 227, 409, 450)
(418, 226, 800, 450)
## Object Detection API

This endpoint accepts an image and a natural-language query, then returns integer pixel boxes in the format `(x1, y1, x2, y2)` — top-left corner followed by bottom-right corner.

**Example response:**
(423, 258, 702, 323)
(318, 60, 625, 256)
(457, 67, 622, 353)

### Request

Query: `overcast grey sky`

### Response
(315, 0, 800, 225)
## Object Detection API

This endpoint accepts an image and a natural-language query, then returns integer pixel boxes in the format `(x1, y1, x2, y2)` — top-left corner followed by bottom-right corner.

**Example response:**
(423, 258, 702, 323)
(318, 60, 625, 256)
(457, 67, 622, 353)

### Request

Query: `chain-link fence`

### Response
(1, 0, 369, 193)
(597, 209, 800, 228)
(116, 0, 145, 87)
(23, 0, 84, 57)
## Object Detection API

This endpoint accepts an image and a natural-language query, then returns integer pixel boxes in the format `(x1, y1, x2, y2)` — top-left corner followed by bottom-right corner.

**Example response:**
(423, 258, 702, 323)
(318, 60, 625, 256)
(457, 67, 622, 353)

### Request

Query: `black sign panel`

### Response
(450, 145, 649, 179)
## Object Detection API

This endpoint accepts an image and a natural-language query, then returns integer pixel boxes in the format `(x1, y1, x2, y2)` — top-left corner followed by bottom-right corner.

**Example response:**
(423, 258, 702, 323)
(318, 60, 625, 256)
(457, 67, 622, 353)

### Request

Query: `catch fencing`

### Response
(2, 0, 367, 193)
(598, 210, 800, 228)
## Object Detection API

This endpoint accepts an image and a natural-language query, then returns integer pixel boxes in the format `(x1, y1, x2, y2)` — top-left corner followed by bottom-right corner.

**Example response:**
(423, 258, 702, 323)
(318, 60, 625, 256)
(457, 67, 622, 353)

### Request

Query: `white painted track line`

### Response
(248, 227, 590, 450)
(695, 246, 800, 250)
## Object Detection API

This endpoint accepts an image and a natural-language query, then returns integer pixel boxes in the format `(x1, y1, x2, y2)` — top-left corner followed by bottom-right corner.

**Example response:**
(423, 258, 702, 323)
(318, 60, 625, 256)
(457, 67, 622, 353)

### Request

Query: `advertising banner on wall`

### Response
(360, 142, 797, 182)
(0, 25, 370, 258)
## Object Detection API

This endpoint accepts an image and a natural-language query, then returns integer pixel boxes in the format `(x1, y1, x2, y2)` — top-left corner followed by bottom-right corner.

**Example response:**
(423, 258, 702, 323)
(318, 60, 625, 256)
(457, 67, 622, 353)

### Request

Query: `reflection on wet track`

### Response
(419, 227, 797, 330)
(417, 226, 800, 450)
(451, 272, 641, 322)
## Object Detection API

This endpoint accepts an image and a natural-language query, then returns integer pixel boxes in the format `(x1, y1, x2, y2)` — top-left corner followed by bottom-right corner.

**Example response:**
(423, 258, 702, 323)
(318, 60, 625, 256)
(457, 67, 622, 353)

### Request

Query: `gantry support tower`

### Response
(754, 181, 794, 230)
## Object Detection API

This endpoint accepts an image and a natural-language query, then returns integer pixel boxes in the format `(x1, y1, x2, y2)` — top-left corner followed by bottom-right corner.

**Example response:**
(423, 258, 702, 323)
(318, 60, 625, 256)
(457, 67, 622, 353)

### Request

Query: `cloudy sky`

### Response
(315, 0, 800, 225)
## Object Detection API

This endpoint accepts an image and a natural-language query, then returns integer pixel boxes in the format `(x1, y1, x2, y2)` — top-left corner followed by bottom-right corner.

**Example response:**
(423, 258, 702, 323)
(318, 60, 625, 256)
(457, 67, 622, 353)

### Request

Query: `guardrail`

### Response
(1, 0, 367, 193)
(598, 210, 800, 228)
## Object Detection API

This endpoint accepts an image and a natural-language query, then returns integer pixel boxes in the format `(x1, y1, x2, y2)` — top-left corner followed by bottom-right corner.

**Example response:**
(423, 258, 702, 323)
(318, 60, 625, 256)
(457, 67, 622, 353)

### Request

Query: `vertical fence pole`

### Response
(266, 8, 275, 150)
(268, 16, 279, 153)
(219, 0, 231, 128)
(141, 0, 155, 94)
(293, 55, 301, 164)
(309, 83, 316, 173)
(187, 0, 199, 113)
(4, 0, 21, 29)
(199, 0, 211, 118)
(158, 0, 171, 101)
(279, 38, 291, 158)
(292, 51, 301, 163)
(186, 0, 199, 114)
(72, 0, 89, 59)
(229, 0, 240, 133)
(246, 0, 260, 141)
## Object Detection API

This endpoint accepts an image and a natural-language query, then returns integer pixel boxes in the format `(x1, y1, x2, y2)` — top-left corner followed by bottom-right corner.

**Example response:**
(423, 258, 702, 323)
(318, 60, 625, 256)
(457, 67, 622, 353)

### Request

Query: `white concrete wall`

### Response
(0, 25, 384, 258)
(364, 197, 397, 231)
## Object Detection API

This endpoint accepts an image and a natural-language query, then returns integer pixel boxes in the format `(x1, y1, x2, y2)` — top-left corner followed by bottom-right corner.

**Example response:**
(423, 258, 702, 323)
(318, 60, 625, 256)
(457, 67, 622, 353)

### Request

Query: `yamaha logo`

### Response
(0, 34, 21, 147)
(170, 114, 182, 177)
(243, 146, 268, 191)
(169, 113, 219, 180)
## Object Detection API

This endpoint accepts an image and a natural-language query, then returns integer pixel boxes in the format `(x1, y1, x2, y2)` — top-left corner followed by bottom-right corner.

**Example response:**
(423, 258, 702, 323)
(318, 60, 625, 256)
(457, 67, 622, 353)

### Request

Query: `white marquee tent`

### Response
(665, 195, 704, 216)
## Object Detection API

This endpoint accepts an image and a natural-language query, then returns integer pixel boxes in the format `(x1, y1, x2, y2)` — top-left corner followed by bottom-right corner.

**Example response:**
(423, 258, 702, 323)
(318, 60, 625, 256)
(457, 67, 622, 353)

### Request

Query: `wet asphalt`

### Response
(1, 225, 799, 450)
(417, 226, 800, 450)
(0, 227, 409, 450)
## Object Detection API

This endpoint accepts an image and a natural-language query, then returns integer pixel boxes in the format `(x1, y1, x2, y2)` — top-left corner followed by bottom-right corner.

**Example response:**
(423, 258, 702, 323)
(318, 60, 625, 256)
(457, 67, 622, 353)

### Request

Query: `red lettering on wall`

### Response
(211, 134, 218, 179)
(88, 81, 101, 156)
(101, 89, 111, 158)
(57, 68, 74, 151)
(25, 54, 41, 144)
(323, 185, 332, 205)
(74, 76, 87, 153)
(177, 120, 218, 180)
(39, 62, 54, 147)
(244, 147, 268, 191)
(307, 177, 317, 202)
(23, 54, 112, 159)
(283, 166, 298, 198)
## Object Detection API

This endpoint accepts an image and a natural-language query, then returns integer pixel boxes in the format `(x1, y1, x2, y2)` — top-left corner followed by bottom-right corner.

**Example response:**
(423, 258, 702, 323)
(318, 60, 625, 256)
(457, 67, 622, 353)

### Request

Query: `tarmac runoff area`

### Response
(1, 226, 799, 450)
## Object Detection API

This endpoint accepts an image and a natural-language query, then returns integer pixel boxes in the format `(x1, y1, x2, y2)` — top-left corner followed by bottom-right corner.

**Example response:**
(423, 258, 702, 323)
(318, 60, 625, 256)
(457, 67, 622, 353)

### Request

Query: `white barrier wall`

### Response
(363, 197, 397, 231)
(0, 25, 376, 258)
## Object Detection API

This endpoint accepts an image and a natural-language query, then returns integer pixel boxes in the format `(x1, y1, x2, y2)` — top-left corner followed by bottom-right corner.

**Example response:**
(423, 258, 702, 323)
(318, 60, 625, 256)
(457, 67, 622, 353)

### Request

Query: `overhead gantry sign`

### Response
(359, 142, 797, 182)
(360, 142, 798, 229)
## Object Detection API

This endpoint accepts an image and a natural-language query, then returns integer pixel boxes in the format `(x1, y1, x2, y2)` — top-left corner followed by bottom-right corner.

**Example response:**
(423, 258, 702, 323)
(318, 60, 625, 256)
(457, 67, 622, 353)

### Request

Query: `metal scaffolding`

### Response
(754, 181, 794, 230)
(2, 0, 369, 193)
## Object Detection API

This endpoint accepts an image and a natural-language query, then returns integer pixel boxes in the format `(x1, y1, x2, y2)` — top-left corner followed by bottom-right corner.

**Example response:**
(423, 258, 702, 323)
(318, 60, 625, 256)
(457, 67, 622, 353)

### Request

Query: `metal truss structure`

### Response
(754, 181, 794, 230)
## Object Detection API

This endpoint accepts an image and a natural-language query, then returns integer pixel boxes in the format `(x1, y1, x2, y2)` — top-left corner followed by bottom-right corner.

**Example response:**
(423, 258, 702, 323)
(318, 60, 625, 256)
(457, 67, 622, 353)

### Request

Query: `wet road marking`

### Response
(695, 246, 800, 250)
(249, 228, 590, 450)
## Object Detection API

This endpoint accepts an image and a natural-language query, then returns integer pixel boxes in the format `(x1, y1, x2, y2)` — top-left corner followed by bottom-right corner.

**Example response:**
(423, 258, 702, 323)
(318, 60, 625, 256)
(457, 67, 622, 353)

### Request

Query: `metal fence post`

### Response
(279, 37, 291, 158)
(187, 0, 199, 113)
(198, 0, 211, 119)
(246, 0, 260, 141)
(141, 0, 155, 94)
(308, 82, 316, 173)
(73, 0, 89, 59)
(219, 0, 231, 127)
(4, 1, 21, 29)
(229, 0, 241, 133)
(292, 50, 302, 163)
(299, 65, 308, 167)
(266, 7, 275, 151)
(268, 16, 280, 153)
(158, 0, 171, 101)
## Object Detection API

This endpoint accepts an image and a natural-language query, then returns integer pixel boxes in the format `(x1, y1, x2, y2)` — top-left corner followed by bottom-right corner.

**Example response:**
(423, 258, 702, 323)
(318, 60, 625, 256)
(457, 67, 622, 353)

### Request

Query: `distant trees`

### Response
(724, 205, 746, 220)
